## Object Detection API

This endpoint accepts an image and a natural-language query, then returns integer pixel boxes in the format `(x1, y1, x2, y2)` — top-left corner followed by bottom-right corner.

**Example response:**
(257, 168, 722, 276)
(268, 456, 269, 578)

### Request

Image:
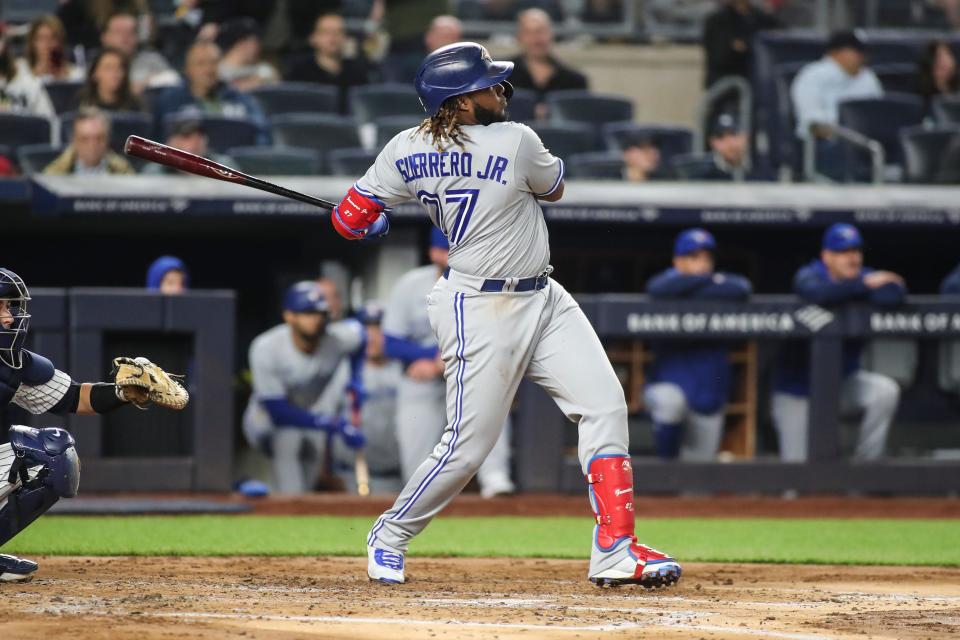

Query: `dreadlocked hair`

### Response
(414, 96, 472, 152)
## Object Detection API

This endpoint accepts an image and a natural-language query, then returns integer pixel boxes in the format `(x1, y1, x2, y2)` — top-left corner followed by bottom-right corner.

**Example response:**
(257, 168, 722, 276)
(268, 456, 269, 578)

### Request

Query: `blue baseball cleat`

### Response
(0, 554, 38, 582)
(367, 545, 405, 584)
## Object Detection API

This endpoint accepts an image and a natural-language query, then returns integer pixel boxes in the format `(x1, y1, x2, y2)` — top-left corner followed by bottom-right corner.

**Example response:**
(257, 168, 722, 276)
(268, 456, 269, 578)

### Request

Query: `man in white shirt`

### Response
(790, 30, 882, 181)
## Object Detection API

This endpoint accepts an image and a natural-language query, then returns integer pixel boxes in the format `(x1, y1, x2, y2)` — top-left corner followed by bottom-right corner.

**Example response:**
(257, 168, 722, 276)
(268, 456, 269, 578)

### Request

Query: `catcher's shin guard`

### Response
(1, 426, 80, 549)
(586, 454, 681, 588)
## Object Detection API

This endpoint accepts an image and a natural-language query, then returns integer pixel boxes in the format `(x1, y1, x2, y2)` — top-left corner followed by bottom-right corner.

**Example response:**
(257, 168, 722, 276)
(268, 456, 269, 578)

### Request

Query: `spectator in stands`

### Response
(679, 113, 765, 181)
(644, 229, 752, 461)
(918, 39, 959, 111)
(140, 119, 232, 175)
(509, 8, 588, 119)
(0, 25, 56, 121)
(772, 223, 904, 462)
(18, 15, 85, 83)
(382, 15, 463, 83)
(153, 41, 266, 140)
(43, 107, 135, 175)
(58, 0, 150, 50)
(790, 30, 882, 181)
(74, 47, 144, 112)
(702, 0, 781, 88)
(217, 17, 279, 92)
(100, 11, 177, 93)
(286, 13, 371, 115)
(146, 256, 189, 294)
(621, 132, 670, 182)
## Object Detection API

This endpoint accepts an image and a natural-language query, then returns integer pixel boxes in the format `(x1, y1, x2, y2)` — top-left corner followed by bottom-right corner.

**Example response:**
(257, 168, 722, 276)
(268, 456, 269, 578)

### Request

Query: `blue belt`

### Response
(443, 268, 549, 292)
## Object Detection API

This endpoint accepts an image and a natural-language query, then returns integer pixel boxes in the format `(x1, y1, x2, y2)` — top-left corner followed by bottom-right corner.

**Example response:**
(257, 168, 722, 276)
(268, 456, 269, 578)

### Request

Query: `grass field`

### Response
(5, 515, 959, 566)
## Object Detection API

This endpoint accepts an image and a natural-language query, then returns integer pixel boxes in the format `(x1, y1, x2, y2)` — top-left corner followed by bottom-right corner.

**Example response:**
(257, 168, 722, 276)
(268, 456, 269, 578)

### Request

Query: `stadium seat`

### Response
(530, 122, 600, 158)
(62, 110, 153, 154)
(565, 152, 624, 180)
(328, 147, 377, 176)
(350, 84, 423, 123)
(546, 90, 633, 128)
(874, 64, 920, 94)
(0, 0, 59, 23)
(249, 83, 339, 117)
(375, 115, 423, 148)
(508, 88, 537, 123)
(933, 95, 960, 125)
(141, 85, 169, 113)
(271, 114, 361, 161)
(164, 114, 263, 153)
(44, 80, 83, 115)
(838, 93, 926, 175)
(228, 146, 322, 176)
(771, 61, 806, 173)
(671, 153, 718, 180)
(602, 123, 693, 166)
(899, 126, 960, 184)
(16, 144, 65, 176)
(0, 113, 52, 147)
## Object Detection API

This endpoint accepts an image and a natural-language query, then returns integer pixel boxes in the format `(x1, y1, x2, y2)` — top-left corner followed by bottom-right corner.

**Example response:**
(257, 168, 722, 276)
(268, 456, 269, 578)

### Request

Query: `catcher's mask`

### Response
(0, 268, 31, 370)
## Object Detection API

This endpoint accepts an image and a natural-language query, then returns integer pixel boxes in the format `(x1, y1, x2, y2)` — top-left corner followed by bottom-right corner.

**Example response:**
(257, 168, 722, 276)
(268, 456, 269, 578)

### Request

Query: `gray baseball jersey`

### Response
(356, 122, 563, 279)
(382, 264, 440, 349)
(358, 360, 403, 474)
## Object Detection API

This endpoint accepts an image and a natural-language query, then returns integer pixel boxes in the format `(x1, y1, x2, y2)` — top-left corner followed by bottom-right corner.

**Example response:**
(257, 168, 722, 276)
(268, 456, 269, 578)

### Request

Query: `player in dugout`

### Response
(0, 267, 188, 582)
(644, 229, 752, 461)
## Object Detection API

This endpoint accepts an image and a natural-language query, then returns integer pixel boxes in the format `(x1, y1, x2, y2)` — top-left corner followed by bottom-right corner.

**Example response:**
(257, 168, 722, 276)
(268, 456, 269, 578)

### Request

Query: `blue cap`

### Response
(430, 227, 449, 250)
(356, 300, 384, 325)
(822, 223, 863, 251)
(674, 228, 716, 256)
(283, 281, 328, 313)
(146, 256, 189, 290)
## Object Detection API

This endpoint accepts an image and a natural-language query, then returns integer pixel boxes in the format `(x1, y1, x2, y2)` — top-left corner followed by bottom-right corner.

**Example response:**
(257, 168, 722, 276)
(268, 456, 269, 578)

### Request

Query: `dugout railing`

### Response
(513, 295, 960, 495)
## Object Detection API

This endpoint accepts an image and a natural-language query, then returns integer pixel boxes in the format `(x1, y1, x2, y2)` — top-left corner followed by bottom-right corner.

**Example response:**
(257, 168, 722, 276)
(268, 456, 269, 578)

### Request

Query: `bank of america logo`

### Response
(795, 305, 834, 332)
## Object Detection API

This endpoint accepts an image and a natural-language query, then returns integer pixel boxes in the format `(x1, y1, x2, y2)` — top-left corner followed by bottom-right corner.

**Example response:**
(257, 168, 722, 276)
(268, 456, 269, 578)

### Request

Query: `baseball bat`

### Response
(350, 389, 371, 497)
(123, 135, 337, 210)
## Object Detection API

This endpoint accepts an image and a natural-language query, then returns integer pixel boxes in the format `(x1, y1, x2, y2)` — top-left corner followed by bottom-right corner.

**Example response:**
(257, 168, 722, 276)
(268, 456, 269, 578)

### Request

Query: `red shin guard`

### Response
(586, 455, 637, 551)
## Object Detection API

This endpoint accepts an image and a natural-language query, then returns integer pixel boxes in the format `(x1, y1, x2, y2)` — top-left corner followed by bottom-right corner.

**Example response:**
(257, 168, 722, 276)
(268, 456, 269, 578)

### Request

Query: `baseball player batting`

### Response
(0, 268, 188, 582)
(330, 42, 681, 588)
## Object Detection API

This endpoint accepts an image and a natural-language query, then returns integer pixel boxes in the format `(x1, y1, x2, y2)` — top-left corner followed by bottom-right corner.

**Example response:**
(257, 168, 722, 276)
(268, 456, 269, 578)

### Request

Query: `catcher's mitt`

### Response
(113, 356, 189, 410)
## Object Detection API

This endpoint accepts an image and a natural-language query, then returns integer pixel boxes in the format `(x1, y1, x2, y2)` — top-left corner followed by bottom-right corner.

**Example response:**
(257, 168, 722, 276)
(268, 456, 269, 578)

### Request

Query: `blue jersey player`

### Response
(643, 229, 752, 460)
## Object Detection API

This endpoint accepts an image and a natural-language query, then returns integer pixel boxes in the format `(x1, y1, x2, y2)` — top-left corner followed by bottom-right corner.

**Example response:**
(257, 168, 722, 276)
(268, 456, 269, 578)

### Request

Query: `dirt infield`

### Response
(2, 557, 958, 639)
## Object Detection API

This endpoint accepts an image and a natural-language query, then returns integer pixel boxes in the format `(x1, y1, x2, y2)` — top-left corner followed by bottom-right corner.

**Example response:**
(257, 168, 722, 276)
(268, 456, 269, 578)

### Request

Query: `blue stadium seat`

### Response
(565, 152, 624, 180)
(934, 95, 960, 125)
(16, 144, 65, 176)
(602, 123, 692, 166)
(530, 122, 600, 158)
(670, 153, 717, 180)
(1, 0, 59, 23)
(271, 114, 361, 163)
(44, 80, 83, 115)
(546, 90, 633, 128)
(374, 115, 423, 148)
(227, 146, 322, 176)
(838, 93, 926, 168)
(508, 88, 537, 123)
(350, 84, 423, 123)
(141, 85, 169, 113)
(0, 114, 52, 147)
(328, 147, 377, 177)
(249, 83, 339, 117)
(899, 126, 960, 184)
(772, 61, 807, 173)
(163, 114, 262, 153)
(62, 110, 153, 154)
(875, 64, 920, 94)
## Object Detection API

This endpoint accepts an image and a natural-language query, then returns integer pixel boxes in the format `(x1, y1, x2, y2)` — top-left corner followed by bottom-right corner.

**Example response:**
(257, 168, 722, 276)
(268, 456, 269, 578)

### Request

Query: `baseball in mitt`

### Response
(113, 356, 190, 410)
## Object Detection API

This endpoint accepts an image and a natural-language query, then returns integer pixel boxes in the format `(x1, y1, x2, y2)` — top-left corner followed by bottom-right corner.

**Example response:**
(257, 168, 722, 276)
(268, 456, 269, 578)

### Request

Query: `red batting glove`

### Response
(332, 186, 386, 240)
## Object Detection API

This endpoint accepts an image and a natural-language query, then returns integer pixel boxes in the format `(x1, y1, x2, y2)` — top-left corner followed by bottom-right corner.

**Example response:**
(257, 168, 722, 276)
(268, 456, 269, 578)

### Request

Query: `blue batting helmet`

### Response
(415, 42, 515, 116)
(0, 268, 31, 370)
(283, 281, 329, 314)
(355, 301, 384, 325)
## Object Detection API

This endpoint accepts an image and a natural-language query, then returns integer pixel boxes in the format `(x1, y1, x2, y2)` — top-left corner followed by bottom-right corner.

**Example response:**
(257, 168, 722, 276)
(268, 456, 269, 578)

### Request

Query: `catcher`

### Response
(0, 267, 188, 582)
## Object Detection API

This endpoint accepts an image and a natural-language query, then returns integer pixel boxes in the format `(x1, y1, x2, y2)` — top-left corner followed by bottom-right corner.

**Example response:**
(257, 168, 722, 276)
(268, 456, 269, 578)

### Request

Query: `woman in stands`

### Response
(918, 39, 959, 111)
(0, 23, 56, 120)
(18, 15, 84, 84)
(74, 48, 144, 112)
